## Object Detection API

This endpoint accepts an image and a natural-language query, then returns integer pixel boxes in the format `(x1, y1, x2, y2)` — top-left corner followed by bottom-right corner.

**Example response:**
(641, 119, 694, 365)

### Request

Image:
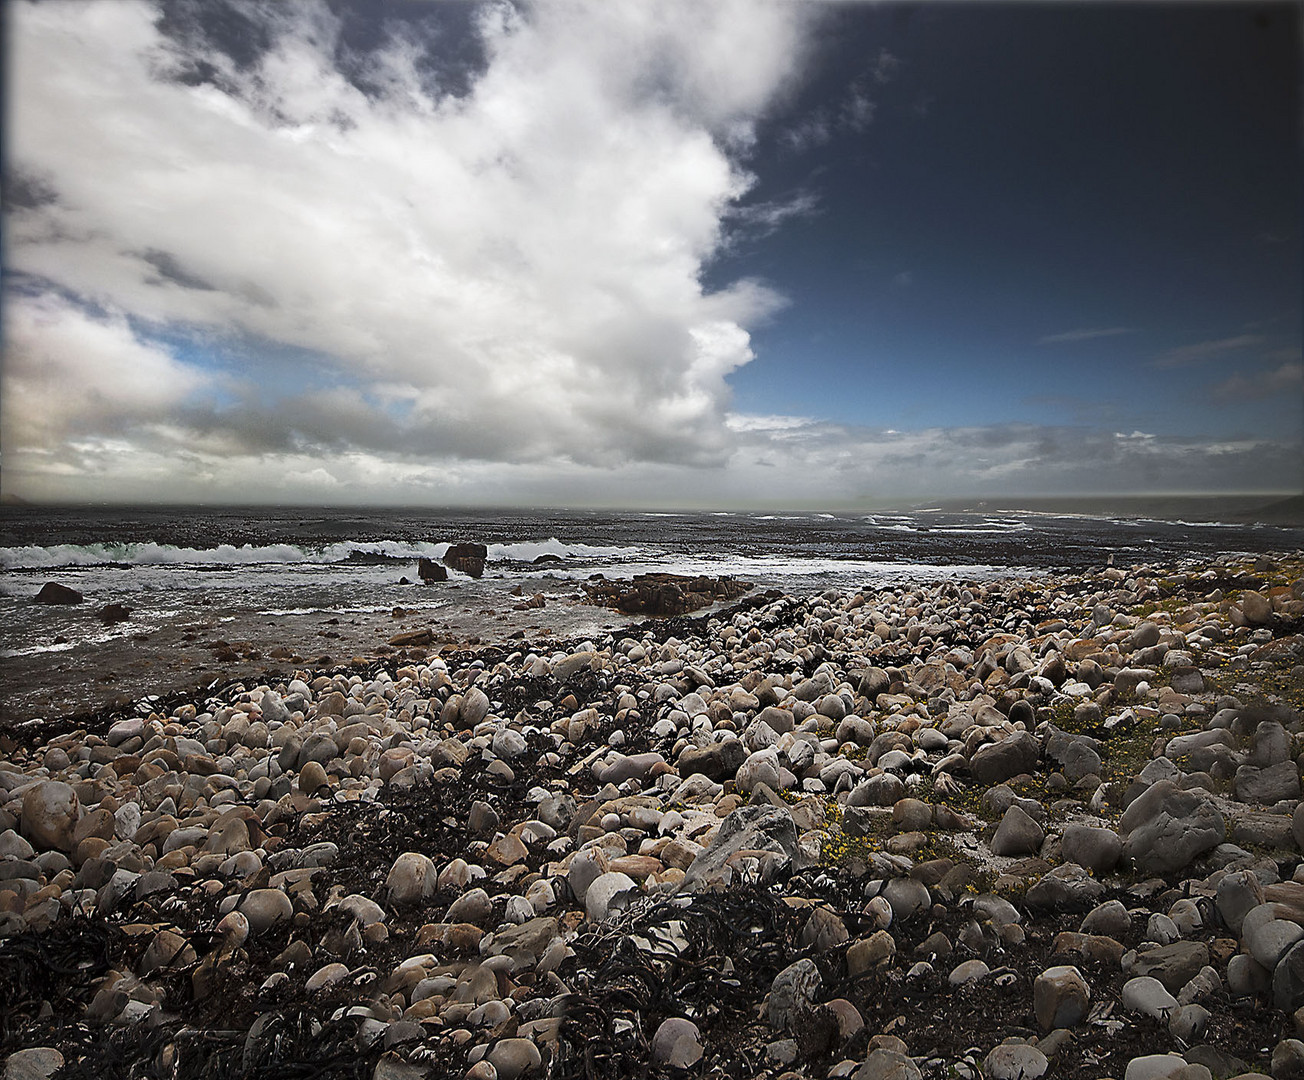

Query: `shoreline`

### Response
(2, 551, 1304, 1078)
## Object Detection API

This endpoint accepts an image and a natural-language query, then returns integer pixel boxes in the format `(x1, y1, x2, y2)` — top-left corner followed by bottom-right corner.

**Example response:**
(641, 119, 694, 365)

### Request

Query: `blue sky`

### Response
(3, 1, 1300, 506)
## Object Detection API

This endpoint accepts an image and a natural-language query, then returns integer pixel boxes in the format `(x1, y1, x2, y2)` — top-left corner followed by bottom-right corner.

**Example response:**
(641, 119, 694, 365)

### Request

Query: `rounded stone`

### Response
(297, 760, 329, 794)
(386, 852, 437, 909)
(20, 781, 80, 853)
(446, 888, 494, 927)
(650, 1018, 704, 1068)
(948, 959, 989, 986)
(1034, 965, 1090, 1031)
(991, 804, 1044, 856)
(1060, 824, 1122, 873)
(3, 1047, 65, 1080)
(984, 1043, 1048, 1080)
(769, 957, 821, 1033)
(485, 1038, 541, 1080)
(240, 888, 293, 935)
(584, 872, 639, 923)
(1121, 976, 1178, 1020)
(216, 910, 250, 948)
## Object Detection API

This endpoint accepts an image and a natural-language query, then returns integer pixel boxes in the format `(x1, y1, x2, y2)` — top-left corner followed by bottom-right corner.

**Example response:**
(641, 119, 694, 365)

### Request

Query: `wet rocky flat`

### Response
(3, 552, 1304, 1080)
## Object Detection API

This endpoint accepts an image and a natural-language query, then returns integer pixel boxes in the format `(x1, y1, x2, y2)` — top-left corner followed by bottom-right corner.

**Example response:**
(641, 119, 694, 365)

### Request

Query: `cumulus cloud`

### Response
(4, 0, 813, 497)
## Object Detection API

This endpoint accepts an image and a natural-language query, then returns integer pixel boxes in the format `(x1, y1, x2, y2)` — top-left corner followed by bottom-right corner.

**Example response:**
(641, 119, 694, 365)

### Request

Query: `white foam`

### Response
(486, 538, 645, 563)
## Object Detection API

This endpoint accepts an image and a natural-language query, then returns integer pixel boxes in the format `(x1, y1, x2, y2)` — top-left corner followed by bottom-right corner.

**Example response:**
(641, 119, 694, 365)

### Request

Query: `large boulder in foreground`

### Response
(1119, 780, 1225, 875)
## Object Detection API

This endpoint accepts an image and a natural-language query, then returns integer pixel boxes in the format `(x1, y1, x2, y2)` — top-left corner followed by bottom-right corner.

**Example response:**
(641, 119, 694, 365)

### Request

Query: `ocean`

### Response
(1, 504, 1300, 723)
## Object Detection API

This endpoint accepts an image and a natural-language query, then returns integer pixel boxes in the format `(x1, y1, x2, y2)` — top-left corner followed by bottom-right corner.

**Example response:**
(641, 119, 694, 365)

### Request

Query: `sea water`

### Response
(2, 504, 1298, 662)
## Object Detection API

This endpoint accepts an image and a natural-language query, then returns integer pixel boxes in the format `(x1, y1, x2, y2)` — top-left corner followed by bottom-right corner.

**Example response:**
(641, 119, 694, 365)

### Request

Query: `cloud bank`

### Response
(4, 0, 812, 499)
(4, 1, 1299, 506)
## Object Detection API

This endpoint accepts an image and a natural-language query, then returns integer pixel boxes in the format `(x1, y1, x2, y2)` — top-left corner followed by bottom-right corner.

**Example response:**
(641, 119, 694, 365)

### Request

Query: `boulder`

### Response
(681, 803, 797, 892)
(1234, 762, 1300, 805)
(416, 557, 447, 583)
(20, 781, 79, 852)
(34, 582, 83, 605)
(969, 731, 1040, 785)
(1061, 824, 1122, 873)
(443, 542, 487, 578)
(385, 852, 437, 908)
(583, 573, 753, 617)
(768, 958, 821, 1033)
(991, 804, 1044, 856)
(1120, 780, 1225, 875)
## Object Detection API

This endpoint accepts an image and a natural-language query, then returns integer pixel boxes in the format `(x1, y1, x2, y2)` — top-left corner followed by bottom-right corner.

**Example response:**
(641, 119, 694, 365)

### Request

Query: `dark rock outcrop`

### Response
(417, 557, 448, 583)
(583, 573, 752, 617)
(443, 543, 487, 578)
(35, 582, 84, 605)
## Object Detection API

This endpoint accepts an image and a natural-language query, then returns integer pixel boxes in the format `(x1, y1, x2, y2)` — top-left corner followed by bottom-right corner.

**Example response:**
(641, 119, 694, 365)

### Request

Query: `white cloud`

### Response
(1152, 334, 1265, 368)
(2, 292, 210, 450)
(4, 0, 812, 497)
(871, 48, 901, 85)
(1038, 327, 1136, 345)
(1211, 362, 1304, 401)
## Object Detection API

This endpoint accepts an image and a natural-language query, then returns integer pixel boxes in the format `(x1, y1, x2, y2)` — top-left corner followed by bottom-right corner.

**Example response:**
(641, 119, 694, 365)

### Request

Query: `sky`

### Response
(2, 0, 1301, 508)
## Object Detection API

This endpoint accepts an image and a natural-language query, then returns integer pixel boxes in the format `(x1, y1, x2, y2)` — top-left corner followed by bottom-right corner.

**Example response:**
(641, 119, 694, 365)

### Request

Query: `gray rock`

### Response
(1168, 1002, 1210, 1042)
(385, 852, 436, 909)
(1026, 863, 1104, 911)
(1246, 916, 1304, 969)
(1272, 1039, 1304, 1080)
(3, 1048, 65, 1080)
(992, 805, 1044, 856)
(769, 957, 821, 1033)
(585, 871, 639, 922)
(1275, 940, 1304, 1010)
(459, 687, 492, 727)
(681, 803, 797, 892)
(1217, 870, 1265, 935)
(1241, 590, 1273, 625)
(1121, 976, 1178, 1019)
(1121, 1055, 1196, 1080)
(1081, 900, 1131, 938)
(650, 1018, 704, 1068)
(677, 739, 746, 782)
(1132, 941, 1210, 993)
(1234, 762, 1300, 805)
(948, 959, 989, 985)
(1061, 824, 1122, 873)
(984, 1043, 1049, 1080)
(1119, 780, 1225, 875)
(446, 888, 494, 927)
(486, 1038, 542, 1080)
(854, 1049, 923, 1080)
(882, 878, 931, 922)
(1228, 953, 1271, 997)
(969, 732, 1040, 785)
(1248, 721, 1292, 768)
(240, 889, 293, 935)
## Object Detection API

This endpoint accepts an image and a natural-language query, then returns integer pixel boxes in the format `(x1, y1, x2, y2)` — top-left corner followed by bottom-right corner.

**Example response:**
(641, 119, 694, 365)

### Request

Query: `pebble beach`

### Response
(4, 549, 1304, 1080)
